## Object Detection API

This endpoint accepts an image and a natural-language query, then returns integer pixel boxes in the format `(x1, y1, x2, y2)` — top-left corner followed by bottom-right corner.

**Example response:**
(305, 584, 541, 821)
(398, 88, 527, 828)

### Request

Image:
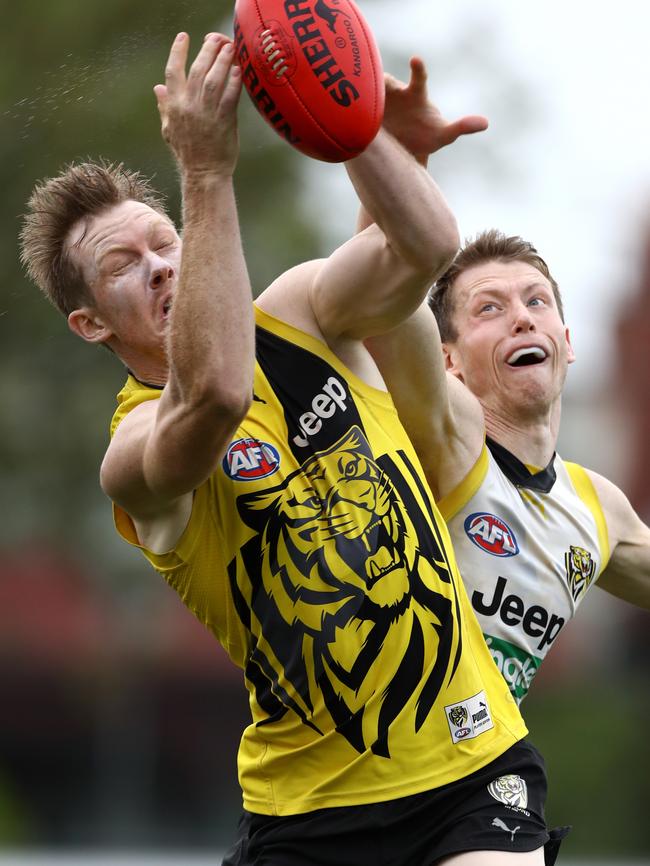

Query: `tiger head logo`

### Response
(447, 705, 469, 729)
(232, 427, 456, 757)
(564, 545, 596, 601)
(487, 774, 528, 809)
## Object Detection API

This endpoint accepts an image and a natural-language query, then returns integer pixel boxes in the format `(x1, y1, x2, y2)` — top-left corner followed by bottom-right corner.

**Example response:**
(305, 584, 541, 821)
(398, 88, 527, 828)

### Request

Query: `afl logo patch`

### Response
(464, 513, 519, 557)
(223, 438, 280, 481)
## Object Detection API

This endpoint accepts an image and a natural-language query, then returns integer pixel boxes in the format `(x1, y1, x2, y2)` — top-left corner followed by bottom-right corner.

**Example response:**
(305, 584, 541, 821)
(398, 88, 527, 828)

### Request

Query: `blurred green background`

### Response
(2, 0, 650, 861)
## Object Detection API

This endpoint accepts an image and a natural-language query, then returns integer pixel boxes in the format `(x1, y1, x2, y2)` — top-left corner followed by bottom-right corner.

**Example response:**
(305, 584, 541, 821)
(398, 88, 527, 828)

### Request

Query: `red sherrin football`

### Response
(233, 0, 384, 162)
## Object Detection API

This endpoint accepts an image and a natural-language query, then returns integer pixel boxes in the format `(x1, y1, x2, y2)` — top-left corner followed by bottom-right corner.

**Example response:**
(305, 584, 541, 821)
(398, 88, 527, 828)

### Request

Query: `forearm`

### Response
(346, 128, 458, 274)
(167, 170, 254, 415)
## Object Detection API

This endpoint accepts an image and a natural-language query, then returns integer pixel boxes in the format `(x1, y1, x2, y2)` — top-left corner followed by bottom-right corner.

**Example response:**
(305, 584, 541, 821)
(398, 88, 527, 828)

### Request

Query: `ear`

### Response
(565, 326, 576, 364)
(442, 342, 465, 382)
(67, 307, 113, 345)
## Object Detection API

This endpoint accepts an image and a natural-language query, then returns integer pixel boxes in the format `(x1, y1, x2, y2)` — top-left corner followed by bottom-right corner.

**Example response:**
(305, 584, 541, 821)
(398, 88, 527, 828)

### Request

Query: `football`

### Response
(233, 0, 385, 162)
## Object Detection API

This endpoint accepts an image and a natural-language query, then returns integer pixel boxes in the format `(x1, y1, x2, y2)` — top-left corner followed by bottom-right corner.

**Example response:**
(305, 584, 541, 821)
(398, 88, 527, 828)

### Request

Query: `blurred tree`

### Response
(1, 0, 322, 566)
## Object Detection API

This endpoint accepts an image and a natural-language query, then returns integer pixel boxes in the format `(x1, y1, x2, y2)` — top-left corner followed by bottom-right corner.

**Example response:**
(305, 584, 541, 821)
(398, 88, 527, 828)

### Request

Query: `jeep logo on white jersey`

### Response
(293, 376, 348, 447)
(473, 576, 565, 651)
(464, 512, 519, 557)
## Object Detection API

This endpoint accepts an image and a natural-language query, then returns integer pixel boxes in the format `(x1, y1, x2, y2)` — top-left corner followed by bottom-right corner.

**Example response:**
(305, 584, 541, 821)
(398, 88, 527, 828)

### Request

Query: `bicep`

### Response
(101, 390, 239, 517)
(366, 303, 484, 498)
(365, 303, 449, 436)
(311, 225, 431, 341)
(258, 229, 433, 345)
(598, 524, 650, 610)
(590, 471, 650, 610)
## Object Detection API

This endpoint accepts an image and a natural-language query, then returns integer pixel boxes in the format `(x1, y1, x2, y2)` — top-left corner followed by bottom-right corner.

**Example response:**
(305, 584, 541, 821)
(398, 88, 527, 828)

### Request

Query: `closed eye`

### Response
(110, 258, 135, 275)
(154, 236, 177, 251)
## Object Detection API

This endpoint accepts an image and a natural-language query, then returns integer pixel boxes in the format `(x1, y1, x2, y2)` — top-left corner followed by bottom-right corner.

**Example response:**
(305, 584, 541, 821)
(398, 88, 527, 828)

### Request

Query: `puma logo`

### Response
(491, 818, 520, 841)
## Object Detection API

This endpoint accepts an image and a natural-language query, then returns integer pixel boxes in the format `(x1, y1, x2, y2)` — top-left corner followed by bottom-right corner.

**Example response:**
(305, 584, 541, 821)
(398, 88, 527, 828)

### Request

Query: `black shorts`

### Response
(222, 739, 570, 866)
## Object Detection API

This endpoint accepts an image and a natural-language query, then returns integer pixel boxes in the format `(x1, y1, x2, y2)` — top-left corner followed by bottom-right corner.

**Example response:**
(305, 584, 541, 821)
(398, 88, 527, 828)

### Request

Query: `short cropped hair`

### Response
(429, 229, 564, 342)
(20, 160, 167, 317)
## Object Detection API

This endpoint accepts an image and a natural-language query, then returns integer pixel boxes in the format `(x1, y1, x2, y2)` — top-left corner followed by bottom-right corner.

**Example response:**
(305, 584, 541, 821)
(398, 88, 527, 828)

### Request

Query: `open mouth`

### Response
(162, 298, 172, 318)
(364, 516, 401, 587)
(506, 346, 547, 367)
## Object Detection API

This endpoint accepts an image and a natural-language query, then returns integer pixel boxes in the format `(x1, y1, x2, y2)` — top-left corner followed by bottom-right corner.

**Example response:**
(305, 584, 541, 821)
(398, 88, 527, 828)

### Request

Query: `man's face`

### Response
(65, 200, 181, 366)
(444, 259, 575, 419)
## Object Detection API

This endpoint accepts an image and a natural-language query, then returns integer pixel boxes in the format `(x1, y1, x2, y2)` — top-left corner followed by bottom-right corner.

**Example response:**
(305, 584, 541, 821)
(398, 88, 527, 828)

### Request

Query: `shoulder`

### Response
(111, 376, 162, 436)
(578, 467, 645, 550)
(256, 259, 327, 340)
(581, 468, 631, 519)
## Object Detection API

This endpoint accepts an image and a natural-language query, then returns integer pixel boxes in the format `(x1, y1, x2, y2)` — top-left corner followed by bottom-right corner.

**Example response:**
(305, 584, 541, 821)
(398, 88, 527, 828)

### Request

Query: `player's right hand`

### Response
(383, 57, 488, 165)
(153, 32, 243, 177)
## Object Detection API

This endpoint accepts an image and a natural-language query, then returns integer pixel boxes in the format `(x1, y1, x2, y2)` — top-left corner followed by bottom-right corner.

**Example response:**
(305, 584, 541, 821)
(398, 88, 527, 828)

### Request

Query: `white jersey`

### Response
(439, 438, 610, 703)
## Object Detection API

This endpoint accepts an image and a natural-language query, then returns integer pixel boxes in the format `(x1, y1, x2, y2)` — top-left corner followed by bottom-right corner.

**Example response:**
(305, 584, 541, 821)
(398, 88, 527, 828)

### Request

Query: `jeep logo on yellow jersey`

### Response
(293, 376, 349, 447)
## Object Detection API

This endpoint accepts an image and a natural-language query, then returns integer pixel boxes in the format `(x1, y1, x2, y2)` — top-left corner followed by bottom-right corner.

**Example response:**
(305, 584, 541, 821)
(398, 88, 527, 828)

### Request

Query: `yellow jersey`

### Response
(110, 305, 527, 816)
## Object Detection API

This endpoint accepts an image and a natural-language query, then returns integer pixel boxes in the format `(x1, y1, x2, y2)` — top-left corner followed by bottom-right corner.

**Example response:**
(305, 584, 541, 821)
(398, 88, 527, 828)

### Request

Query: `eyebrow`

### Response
(95, 222, 177, 265)
(96, 244, 134, 267)
(470, 281, 551, 300)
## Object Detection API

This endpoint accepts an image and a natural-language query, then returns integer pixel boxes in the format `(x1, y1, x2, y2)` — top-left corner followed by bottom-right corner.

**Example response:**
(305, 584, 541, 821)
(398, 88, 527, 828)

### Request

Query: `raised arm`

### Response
(101, 34, 253, 527)
(257, 65, 462, 345)
(366, 302, 484, 500)
(363, 59, 487, 498)
(314, 127, 462, 340)
(590, 470, 650, 610)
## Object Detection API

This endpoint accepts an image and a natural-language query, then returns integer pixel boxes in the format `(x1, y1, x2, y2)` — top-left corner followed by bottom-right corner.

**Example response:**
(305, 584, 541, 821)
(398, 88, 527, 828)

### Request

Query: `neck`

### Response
(482, 399, 561, 468)
(113, 343, 169, 387)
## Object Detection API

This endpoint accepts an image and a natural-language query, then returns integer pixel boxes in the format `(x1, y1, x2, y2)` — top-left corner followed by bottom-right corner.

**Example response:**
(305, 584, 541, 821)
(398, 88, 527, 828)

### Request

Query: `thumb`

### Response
(443, 115, 489, 144)
(153, 84, 168, 113)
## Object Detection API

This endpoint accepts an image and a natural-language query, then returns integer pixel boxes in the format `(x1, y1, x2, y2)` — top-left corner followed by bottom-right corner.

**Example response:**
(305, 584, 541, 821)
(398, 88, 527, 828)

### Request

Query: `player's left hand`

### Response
(383, 57, 488, 165)
(153, 32, 243, 178)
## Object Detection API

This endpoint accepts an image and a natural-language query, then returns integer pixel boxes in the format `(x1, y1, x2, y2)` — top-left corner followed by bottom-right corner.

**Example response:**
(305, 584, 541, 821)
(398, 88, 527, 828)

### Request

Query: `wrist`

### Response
(180, 167, 235, 190)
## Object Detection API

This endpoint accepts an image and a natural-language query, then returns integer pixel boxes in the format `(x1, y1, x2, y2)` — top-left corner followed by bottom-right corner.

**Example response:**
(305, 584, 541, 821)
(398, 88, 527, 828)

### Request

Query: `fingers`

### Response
(186, 32, 229, 101)
(408, 56, 428, 95)
(163, 32, 190, 97)
(219, 62, 243, 116)
(384, 72, 405, 94)
(444, 115, 489, 144)
(153, 83, 167, 110)
(201, 41, 237, 108)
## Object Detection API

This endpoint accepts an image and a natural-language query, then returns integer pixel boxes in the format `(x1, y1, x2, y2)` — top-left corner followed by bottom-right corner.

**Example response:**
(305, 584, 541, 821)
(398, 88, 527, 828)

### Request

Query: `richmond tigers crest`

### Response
(448, 705, 469, 728)
(230, 427, 459, 758)
(564, 545, 596, 601)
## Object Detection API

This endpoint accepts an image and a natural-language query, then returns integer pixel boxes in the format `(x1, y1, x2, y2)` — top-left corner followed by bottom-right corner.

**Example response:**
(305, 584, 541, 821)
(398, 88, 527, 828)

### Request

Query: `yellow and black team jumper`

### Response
(111, 305, 527, 817)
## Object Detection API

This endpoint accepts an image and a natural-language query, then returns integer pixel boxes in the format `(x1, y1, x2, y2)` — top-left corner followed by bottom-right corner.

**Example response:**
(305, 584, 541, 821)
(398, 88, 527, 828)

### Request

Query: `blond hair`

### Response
(20, 160, 167, 316)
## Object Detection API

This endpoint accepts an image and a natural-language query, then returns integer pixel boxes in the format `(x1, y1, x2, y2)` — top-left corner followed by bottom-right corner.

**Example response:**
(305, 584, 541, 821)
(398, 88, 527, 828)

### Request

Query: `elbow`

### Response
(399, 213, 460, 281)
(182, 377, 253, 430)
(421, 214, 460, 279)
(209, 385, 252, 428)
(435, 215, 461, 272)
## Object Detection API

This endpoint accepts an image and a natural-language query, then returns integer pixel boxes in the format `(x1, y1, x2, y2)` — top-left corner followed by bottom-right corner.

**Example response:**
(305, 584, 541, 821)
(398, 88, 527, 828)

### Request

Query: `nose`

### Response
(149, 256, 174, 290)
(511, 304, 535, 334)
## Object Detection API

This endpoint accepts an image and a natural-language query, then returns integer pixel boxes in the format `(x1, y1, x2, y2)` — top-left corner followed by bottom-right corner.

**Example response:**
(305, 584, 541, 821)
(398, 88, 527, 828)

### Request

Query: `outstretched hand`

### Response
(153, 32, 243, 177)
(383, 57, 488, 164)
